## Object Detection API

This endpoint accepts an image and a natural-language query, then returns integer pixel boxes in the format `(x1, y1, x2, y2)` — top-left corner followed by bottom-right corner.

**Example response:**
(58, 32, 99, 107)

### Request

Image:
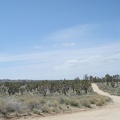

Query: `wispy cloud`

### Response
(43, 24, 97, 43)
(0, 41, 120, 79)
(37, 24, 120, 51)
(63, 43, 75, 47)
(54, 53, 120, 71)
(54, 59, 79, 70)
(0, 42, 120, 64)
(35, 24, 98, 50)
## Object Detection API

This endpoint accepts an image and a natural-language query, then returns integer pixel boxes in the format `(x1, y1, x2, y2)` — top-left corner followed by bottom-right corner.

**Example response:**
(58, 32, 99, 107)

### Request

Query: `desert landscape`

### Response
(0, 1, 120, 120)
(16, 83, 120, 120)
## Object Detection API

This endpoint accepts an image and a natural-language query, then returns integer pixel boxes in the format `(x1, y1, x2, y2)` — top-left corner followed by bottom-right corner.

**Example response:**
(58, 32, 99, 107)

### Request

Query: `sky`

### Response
(0, 0, 120, 80)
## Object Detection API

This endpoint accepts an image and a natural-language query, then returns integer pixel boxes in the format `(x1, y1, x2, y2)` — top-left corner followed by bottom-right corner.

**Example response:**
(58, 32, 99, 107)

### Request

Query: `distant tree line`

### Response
(0, 74, 119, 96)
(0, 74, 91, 96)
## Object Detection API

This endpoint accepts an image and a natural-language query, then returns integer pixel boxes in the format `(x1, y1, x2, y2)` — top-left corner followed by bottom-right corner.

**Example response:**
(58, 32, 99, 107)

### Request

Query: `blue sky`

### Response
(0, 0, 120, 79)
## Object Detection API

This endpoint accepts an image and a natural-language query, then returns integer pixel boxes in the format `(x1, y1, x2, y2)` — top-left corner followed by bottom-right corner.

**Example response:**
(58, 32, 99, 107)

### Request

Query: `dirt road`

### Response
(18, 83, 120, 120)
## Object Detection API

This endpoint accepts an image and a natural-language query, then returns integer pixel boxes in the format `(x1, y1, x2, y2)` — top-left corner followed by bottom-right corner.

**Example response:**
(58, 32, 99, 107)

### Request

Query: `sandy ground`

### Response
(17, 83, 120, 120)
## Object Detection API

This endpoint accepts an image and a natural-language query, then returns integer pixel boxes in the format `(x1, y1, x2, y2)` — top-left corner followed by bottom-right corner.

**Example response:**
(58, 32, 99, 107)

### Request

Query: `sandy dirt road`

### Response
(18, 83, 120, 120)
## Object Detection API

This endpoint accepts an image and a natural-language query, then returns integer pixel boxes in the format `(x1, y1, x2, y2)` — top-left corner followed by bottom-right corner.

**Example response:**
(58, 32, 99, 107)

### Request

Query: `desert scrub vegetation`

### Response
(0, 89, 111, 119)
(97, 82, 120, 96)
(92, 74, 120, 96)
(0, 74, 113, 119)
(0, 94, 111, 118)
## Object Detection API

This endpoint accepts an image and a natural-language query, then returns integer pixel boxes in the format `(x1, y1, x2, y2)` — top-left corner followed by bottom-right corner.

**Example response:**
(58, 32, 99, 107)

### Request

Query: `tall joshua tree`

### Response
(105, 74, 111, 86)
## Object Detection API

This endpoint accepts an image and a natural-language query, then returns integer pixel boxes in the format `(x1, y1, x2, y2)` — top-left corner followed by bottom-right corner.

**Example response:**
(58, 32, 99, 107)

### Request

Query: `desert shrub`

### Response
(69, 100, 79, 107)
(116, 88, 120, 96)
(47, 100, 58, 107)
(65, 99, 79, 107)
(33, 108, 42, 115)
(24, 98, 40, 111)
(40, 99, 46, 104)
(5, 100, 24, 113)
(80, 99, 91, 108)
(41, 105, 51, 113)
(0, 99, 7, 115)
(96, 100, 105, 106)
(59, 97, 66, 104)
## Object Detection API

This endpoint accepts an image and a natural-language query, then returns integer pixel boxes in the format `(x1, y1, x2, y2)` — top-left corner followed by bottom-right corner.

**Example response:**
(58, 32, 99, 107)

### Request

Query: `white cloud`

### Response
(54, 59, 79, 70)
(0, 42, 120, 79)
(44, 24, 96, 42)
(54, 42, 120, 75)
(54, 53, 120, 71)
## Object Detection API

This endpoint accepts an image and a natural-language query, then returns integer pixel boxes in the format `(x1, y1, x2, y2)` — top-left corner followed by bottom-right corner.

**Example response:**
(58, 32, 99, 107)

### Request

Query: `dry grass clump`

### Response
(0, 98, 26, 119)
(5, 100, 24, 113)
(24, 97, 40, 111)
(59, 97, 80, 107)
(0, 99, 7, 115)
(80, 99, 91, 108)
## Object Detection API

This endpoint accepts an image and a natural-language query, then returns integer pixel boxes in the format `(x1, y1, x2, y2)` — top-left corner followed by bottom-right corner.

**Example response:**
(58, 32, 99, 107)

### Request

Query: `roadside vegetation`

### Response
(96, 74, 120, 96)
(0, 74, 113, 119)
(97, 82, 120, 96)
(0, 92, 111, 119)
